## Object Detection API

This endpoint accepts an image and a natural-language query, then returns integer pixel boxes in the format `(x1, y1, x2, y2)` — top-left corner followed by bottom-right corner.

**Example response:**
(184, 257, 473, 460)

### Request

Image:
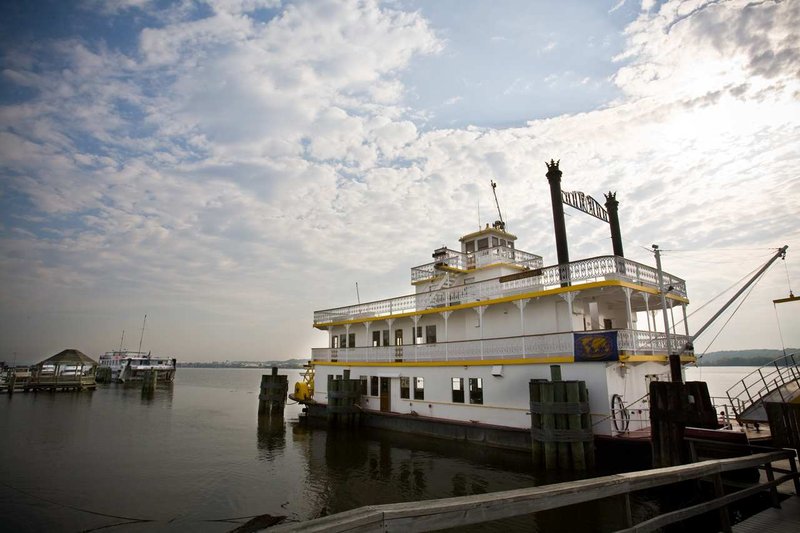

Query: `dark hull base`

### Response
(303, 403, 655, 471)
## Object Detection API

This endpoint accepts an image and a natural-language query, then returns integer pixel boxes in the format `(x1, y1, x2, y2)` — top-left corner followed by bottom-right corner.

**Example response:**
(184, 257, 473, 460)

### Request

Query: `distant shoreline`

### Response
(177, 359, 308, 370)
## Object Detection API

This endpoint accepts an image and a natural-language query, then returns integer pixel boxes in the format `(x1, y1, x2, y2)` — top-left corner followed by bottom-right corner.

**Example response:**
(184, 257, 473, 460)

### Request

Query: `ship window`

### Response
(452, 377, 465, 403)
(348, 333, 356, 348)
(425, 325, 437, 344)
(477, 238, 489, 250)
(500, 239, 506, 247)
(465, 241, 475, 253)
(395, 329, 403, 345)
(370, 376, 379, 396)
(382, 329, 390, 347)
(603, 319, 613, 330)
(413, 377, 424, 400)
(400, 377, 410, 399)
(469, 378, 483, 405)
(360, 376, 368, 395)
(414, 326, 423, 345)
(339, 334, 347, 348)
(492, 237, 499, 247)
(372, 331, 381, 347)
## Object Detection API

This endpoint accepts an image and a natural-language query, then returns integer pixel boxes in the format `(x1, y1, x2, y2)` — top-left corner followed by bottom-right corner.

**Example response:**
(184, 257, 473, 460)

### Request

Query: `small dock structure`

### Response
(2, 349, 98, 393)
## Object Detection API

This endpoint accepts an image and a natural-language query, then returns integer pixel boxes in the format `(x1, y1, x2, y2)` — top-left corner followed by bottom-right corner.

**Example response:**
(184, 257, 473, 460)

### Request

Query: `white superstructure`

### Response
(98, 350, 177, 383)
(310, 221, 693, 437)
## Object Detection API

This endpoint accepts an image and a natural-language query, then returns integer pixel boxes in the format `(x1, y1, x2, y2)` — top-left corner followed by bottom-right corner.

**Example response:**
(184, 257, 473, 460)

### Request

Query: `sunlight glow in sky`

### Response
(1, 0, 799, 363)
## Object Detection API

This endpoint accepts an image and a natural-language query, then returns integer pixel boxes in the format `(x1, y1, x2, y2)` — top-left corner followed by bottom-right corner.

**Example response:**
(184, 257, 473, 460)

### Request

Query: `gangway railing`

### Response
(726, 353, 800, 421)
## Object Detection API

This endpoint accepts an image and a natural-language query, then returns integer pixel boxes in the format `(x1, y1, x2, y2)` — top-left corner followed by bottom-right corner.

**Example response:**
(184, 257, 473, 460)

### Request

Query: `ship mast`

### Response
(137, 314, 147, 354)
(118, 330, 125, 353)
(490, 180, 505, 230)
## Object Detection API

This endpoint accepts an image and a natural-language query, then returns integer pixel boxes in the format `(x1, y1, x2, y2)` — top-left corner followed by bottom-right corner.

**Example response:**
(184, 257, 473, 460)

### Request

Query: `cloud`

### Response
(1, 0, 798, 361)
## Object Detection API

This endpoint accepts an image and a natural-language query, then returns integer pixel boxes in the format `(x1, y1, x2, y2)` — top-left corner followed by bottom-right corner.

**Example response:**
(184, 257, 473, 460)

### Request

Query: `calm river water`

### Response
(0, 366, 754, 532)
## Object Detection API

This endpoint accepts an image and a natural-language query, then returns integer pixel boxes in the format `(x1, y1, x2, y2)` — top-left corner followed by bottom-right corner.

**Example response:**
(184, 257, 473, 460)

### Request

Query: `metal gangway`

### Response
(726, 353, 800, 424)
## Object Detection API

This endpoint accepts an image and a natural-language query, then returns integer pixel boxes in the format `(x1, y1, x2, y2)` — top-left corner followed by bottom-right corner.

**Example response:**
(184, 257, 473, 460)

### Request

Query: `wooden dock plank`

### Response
(732, 496, 800, 533)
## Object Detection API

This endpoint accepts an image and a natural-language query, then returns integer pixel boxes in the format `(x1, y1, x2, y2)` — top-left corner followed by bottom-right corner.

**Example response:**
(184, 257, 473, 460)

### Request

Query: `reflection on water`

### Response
(0, 367, 753, 532)
(256, 414, 286, 461)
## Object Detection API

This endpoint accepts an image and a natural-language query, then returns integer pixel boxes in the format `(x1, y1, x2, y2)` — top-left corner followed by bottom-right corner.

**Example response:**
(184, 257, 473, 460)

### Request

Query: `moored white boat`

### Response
(98, 351, 177, 383)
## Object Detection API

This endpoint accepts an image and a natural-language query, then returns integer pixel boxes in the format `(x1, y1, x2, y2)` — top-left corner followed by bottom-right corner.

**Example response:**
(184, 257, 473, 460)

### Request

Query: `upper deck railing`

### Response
(312, 329, 692, 363)
(411, 246, 543, 282)
(314, 255, 687, 326)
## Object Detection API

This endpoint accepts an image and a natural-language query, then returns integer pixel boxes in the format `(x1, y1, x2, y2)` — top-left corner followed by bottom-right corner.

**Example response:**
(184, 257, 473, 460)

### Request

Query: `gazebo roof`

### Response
(38, 349, 98, 366)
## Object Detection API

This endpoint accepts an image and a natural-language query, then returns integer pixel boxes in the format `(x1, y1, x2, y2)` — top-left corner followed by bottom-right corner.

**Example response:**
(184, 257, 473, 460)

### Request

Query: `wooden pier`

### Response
(270, 449, 799, 532)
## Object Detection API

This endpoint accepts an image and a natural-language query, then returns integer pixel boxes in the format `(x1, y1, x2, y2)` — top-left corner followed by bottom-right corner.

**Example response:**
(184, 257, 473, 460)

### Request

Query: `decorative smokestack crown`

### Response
(545, 159, 562, 181)
(604, 191, 619, 208)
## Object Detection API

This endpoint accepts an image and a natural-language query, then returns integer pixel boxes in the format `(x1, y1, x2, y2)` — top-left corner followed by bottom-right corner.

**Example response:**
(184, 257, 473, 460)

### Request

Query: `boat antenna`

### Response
(356, 282, 361, 304)
(138, 314, 147, 354)
(490, 180, 505, 231)
(118, 330, 125, 353)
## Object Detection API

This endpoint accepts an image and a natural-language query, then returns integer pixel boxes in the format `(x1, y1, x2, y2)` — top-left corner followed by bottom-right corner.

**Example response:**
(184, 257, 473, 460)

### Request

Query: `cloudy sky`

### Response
(1, 0, 798, 364)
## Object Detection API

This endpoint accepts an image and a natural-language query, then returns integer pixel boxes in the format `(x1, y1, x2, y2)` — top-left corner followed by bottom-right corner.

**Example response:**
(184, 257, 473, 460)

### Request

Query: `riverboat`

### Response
(298, 161, 697, 449)
(98, 350, 177, 383)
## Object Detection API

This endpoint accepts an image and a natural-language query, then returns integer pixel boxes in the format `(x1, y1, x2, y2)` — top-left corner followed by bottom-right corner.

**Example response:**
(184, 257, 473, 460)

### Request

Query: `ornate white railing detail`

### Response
(314, 255, 687, 325)
(617, 330, 692, 354)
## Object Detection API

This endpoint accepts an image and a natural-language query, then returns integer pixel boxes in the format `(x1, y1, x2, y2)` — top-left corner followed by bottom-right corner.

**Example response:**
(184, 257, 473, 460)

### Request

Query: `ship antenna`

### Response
(490, 180, 506, 231)
(137, 314, 147, 354)
(119, 330, 125, 353)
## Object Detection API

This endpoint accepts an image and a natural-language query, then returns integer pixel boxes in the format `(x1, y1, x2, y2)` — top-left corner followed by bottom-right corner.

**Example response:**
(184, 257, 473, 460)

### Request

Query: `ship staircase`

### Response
(726, 353, 800, 424)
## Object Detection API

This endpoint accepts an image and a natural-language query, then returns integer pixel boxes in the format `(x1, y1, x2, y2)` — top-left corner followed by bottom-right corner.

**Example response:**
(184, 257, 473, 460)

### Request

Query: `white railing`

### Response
(315, 255, 687, 325)
(617, 329, 692, 355)
(411, 246, 543, 282)
(313, 330, 692, 363)
(726, 353, 800, 419)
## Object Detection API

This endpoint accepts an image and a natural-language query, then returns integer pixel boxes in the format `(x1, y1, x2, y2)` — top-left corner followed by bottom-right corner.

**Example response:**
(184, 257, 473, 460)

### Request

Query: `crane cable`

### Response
(696, 270, 765, 360)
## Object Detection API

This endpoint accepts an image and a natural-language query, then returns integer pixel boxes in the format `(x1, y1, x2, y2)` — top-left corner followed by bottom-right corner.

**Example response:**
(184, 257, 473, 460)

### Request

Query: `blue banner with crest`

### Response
(574, 331, 619, 362)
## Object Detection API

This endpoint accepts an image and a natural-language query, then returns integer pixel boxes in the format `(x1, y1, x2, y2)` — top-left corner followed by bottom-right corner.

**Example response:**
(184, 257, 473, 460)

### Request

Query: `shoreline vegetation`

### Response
(694, 348, 798, 367)
(177, 359, 308, 369)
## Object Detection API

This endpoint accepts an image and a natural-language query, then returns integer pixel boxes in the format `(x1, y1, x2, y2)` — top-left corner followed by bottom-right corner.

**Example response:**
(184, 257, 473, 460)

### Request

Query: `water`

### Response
(0, 367, 755, 532)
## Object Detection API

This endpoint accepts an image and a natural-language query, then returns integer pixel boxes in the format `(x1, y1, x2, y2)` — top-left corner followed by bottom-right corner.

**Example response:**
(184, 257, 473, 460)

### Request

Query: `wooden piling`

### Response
(541, 382, 557, 470)
(530, 380, 544, 466)
(327, 370, 362, 427)
(650, 381, 717, 468)
(258, 367, 289, 416)
(554, 381, 570, 470)
(96, 366, 112, 383)
(142, 369, 157, 393)
(530, 377, 593, 470)
(566, 381, 585, 470)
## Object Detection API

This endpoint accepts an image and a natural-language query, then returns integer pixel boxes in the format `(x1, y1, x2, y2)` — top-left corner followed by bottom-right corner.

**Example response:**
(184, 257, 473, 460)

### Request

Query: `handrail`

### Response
(315, 255, 687, 325)
(270, 450, 798, 532)
(726, 353, 800, 419)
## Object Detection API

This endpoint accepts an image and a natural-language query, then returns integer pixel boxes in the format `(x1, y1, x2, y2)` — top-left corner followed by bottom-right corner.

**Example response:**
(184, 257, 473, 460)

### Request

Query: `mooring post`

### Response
(259, 367, 288, 416)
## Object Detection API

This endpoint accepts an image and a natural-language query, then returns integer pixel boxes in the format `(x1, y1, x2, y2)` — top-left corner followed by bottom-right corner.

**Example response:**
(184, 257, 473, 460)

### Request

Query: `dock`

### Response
(1, 349, 98, 393)
(733, 458, 800, 532)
